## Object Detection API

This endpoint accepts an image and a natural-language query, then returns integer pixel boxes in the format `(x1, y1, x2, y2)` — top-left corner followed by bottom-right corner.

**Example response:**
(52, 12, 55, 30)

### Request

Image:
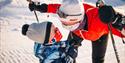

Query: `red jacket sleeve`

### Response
(73, 30, 102, 41)
(47, 4, 61, 13)
(83, 3, 95, 12)
(73, 7, 125, 41)
(111, 25, 125, 37)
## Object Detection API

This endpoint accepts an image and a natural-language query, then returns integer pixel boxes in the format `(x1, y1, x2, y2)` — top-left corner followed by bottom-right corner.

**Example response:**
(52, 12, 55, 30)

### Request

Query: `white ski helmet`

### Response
(59, 0, 84, 31)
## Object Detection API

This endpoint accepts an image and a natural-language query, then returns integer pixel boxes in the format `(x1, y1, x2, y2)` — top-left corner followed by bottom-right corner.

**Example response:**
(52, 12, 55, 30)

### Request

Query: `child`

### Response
(21, 21, 77, 63)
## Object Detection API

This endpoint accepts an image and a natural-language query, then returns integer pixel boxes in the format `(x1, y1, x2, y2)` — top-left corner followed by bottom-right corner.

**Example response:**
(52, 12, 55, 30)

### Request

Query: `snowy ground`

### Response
(0, 0, 125, 63)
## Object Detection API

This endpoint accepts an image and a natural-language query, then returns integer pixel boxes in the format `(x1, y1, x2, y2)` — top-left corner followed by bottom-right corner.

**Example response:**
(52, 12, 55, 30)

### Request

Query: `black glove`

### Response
(29, 2, 35, 11)
(67, 32, 83, 47)
(99, 5, 116, 24)
(64, 55, 74, 63)
(112, 13, 125, 30)
(29, 2, 48, 12)
(66, 46, 78, 59)
(38, 3, 48, 12)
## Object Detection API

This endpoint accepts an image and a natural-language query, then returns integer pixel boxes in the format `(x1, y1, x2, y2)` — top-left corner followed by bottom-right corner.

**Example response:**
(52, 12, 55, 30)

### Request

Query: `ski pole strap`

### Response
(108, 24, 120, 63)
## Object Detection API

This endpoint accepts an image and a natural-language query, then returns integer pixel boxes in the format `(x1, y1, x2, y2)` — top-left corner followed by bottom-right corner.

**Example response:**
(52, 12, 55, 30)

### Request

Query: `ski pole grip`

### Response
(96, 0, 105, 7)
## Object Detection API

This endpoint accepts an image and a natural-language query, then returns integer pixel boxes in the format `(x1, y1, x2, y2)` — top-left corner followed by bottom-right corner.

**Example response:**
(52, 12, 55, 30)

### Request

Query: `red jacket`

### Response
(46, 3, 125, 41)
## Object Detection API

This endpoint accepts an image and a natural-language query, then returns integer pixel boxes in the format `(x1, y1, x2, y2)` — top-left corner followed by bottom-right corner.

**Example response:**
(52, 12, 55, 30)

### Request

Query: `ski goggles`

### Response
(57, 9, 83, 19)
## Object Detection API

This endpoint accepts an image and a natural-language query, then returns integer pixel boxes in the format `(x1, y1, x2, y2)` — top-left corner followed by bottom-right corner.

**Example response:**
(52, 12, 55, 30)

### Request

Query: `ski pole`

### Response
(121, 16, 125, 44)
(33, 10, 39, 23)
(122, 38, 125, 44)
(27, 0, 39, 23)
(96, 0, 121, 62)
(108, 24, 120, 63)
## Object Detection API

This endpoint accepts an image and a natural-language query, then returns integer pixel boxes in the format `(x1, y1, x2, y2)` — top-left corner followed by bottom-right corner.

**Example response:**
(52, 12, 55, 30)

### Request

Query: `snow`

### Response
(0, 0, 125, 63)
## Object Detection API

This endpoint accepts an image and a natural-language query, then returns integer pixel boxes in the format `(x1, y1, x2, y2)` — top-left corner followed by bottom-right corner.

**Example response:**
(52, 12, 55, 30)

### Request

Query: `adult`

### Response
(27, 0, 125, 63)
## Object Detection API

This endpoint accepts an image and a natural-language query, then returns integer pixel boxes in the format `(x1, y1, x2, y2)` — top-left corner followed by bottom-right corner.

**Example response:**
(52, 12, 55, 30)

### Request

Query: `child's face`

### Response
(48, 24, 62, 44)
(49, 24, 56, 42)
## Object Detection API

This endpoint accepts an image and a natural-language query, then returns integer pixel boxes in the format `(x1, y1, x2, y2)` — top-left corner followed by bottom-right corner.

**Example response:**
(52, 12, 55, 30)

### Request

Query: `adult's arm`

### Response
(28, 1, 61, 13)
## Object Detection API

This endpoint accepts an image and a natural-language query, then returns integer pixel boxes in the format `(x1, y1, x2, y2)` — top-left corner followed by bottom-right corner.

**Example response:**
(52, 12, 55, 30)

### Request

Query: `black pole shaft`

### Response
(34, 10, 39, 23)
(108, 24, 120, 63)
(122, 38, 125, 44)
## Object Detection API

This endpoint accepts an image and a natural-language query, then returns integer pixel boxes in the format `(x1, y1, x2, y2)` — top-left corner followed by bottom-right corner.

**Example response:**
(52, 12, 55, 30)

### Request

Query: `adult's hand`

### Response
(112, 13, 125, 30)
(99, 5, 116, 24)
